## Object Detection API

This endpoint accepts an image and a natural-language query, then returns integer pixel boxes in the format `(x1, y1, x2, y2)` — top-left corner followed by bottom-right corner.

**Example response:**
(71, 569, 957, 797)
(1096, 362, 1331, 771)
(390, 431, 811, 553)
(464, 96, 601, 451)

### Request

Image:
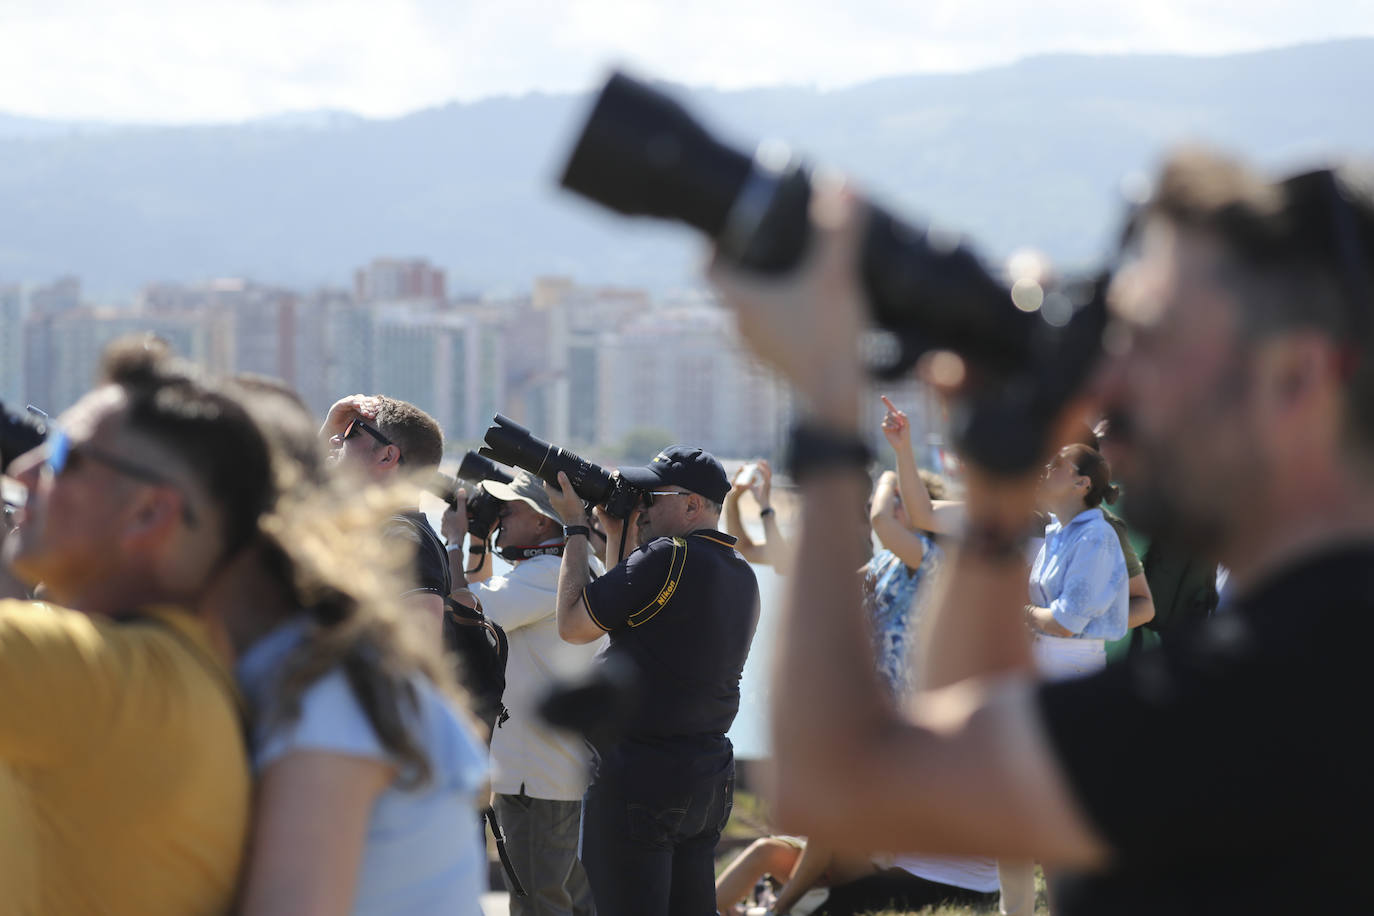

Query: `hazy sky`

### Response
(4, 0, 1373, 123)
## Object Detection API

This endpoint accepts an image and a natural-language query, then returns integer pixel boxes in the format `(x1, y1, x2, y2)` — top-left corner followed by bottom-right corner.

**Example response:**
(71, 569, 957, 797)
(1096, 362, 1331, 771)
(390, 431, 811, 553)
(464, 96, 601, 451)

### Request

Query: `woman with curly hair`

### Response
(203, 379, 488, 916)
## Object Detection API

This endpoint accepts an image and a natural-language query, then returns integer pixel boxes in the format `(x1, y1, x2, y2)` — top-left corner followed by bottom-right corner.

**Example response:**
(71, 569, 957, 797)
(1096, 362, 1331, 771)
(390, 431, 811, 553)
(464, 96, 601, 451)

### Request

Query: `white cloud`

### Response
(2, 0, 1372, 122)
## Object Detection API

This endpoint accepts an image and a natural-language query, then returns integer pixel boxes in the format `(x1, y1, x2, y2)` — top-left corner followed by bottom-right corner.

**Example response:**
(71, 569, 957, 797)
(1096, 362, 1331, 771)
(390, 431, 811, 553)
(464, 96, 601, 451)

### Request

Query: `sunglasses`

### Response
(45, 427, 198, 525)
(342, 417, 404, 462)
(643, 489, 691, 507)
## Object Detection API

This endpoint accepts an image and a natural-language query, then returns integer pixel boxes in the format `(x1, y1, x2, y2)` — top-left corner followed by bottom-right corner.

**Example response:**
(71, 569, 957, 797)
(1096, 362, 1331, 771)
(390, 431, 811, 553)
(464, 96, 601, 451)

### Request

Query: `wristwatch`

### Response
(563, 525, 591, 539)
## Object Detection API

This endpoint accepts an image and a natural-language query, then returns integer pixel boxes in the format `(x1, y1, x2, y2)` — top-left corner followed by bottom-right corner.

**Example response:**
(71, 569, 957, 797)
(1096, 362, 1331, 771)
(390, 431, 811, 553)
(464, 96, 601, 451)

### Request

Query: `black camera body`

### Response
(1, 401, 47, 474)
(429, 450, 516, 543)
(458, 450, 515, 542)
(479, 414, 645, 519)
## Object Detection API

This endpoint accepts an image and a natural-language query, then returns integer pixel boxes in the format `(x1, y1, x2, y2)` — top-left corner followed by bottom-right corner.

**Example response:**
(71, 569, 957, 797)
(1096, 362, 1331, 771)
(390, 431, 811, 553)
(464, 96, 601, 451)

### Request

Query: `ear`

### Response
(1254, 334, 1344, 423)
(1248, 335, 1351, 469)
(378, 444, 403, 468)
(119, 486, 185, 549)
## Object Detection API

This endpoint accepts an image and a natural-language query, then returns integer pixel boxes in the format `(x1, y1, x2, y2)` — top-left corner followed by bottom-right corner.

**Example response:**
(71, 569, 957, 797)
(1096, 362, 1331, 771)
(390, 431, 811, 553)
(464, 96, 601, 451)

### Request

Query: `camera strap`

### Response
(497, 543, 567, 562)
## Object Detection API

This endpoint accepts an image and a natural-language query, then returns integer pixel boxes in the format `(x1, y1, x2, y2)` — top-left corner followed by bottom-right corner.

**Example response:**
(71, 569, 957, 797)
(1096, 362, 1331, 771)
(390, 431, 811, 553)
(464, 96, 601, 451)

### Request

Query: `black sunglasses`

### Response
(642, 489, 691, 507)
(343, 417, 404, 462)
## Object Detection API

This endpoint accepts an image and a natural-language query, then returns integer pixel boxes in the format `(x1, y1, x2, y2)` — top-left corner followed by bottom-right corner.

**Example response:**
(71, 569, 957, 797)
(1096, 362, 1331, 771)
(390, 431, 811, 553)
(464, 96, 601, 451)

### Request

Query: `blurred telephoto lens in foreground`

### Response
(559, 71, 1035, 378)
(0, 402, 47, 473)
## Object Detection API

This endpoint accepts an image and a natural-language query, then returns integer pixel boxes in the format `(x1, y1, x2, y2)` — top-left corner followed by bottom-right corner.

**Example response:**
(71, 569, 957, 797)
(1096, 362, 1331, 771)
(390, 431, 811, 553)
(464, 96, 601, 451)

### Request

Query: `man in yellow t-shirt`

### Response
(0, 338, 273, 913)
(0, 600, 248, 913)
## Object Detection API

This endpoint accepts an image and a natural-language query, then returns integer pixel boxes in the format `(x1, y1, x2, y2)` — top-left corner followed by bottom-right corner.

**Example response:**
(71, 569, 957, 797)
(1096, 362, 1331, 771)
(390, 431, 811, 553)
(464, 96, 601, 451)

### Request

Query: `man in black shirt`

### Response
(546, 445, 760, 916)
(320, 394, 448, 636)
(705, 154, 1374, 913)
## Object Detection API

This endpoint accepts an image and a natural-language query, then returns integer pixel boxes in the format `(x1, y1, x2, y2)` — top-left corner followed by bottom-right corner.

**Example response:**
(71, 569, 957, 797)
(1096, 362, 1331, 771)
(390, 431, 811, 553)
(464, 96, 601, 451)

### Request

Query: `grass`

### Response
(718, 789, 1050, 915)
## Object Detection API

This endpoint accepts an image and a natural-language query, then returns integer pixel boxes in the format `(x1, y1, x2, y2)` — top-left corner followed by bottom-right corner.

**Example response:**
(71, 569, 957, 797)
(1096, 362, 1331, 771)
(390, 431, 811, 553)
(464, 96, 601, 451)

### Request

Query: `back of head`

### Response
(100, 335, 276, 560)
(230, 374, 328, 490)
(373, 396, 444, 472)
(1144, 148, 1374, 461)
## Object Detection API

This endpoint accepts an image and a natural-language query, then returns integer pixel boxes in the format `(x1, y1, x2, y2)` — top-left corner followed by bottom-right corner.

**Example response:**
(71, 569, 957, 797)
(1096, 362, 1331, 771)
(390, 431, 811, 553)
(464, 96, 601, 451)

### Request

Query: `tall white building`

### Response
(37, 307, 227, 413)
(594, 305, 787, 460)
(531, 276, 651, 447)
(371, 305, 506, 451)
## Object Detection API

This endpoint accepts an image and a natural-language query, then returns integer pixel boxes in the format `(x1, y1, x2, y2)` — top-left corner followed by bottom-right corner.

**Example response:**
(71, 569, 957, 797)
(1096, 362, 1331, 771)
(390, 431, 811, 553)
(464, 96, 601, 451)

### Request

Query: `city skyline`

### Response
(1, 260, 941, 465)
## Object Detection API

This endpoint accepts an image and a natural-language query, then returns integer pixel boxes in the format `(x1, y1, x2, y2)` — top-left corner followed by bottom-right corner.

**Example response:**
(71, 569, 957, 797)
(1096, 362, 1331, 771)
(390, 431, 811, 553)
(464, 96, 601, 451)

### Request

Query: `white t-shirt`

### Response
(475, 551, 606, 800)
(890, 853, 1000, 893)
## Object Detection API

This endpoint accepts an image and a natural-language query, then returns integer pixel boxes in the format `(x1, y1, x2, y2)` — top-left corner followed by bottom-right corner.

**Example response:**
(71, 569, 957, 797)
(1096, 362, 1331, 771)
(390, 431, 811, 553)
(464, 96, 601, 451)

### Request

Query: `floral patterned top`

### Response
(862, 534, 944, 698)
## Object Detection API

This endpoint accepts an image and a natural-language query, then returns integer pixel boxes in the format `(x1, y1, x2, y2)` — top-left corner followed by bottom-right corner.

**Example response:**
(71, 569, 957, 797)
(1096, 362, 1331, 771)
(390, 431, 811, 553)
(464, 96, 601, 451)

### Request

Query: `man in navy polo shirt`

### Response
(546, 445, 760, 916)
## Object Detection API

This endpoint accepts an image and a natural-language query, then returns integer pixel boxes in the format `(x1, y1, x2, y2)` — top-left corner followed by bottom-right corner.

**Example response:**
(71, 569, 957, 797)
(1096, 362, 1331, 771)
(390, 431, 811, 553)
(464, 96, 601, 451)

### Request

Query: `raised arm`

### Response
(880, 395, 966, 536)
(749, 460, 792, 574)
(545, 473, 621, 644)
(706, 181, 1106, 865)
(318, 394, 379, 443)
(439, 492, 488, 613)
(881, 395, 925, 521)
(868, 470, 926, 568)
(722, 468, 762, 558)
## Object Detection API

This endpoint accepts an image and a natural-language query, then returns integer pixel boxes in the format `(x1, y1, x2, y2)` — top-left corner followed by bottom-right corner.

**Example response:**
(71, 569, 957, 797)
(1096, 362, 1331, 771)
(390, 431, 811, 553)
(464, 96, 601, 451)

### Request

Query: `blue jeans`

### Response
(581, 737, 735, 916)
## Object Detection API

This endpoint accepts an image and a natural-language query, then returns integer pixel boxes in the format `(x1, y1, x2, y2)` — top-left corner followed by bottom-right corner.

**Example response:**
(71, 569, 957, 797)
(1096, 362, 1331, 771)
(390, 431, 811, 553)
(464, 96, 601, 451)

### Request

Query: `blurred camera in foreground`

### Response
(1, 402, 48, 474)
(558, 71, 1111, 472)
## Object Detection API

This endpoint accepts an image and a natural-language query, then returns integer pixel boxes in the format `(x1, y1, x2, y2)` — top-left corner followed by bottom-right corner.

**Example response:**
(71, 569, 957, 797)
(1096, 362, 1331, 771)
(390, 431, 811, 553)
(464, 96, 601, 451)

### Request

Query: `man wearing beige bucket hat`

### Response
(443, 468, 604, 916)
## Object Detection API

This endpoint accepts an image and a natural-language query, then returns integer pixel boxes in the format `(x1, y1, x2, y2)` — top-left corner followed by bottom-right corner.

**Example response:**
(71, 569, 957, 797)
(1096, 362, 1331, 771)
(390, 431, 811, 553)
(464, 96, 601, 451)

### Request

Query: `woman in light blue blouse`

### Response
(1025, 444, 1130, 679)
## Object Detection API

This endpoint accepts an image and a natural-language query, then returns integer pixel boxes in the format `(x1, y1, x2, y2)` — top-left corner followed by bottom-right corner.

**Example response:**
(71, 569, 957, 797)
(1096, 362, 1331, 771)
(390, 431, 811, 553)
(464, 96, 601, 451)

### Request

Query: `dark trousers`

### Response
(581, 738, 735, 916)
(495, 788, 595, 916)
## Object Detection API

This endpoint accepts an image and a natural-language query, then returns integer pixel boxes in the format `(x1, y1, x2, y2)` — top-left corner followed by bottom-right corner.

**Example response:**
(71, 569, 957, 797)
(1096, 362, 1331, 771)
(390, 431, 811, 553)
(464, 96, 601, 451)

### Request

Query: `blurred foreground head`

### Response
(1100, 149, 1374, 556)
(4, 335, 274, 614)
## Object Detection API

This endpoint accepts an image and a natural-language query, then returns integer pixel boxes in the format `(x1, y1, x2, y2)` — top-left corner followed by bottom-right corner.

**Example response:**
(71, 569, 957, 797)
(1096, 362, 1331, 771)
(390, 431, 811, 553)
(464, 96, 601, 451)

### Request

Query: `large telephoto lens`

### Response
(560, 71, 1038, 376)
(457, 450, 513, 486)
(480, 415, 617, 507)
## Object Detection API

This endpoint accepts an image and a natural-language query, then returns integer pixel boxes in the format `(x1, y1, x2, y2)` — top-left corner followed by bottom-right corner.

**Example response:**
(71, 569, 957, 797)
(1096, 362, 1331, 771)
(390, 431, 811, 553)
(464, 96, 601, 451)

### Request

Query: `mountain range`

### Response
(2, 38, 1371, 300)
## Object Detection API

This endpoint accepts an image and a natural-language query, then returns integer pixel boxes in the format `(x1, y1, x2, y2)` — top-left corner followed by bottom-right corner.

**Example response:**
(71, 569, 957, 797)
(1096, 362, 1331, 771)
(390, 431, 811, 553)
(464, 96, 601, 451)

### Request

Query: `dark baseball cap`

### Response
(618, 446, 730, 504)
